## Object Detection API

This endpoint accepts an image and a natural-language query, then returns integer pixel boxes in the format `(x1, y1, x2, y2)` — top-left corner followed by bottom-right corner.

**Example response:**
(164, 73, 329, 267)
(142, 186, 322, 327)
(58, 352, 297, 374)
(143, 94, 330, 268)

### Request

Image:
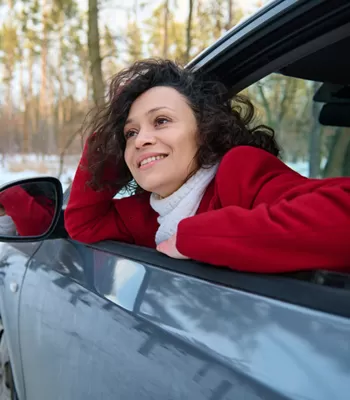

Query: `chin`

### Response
(136, 179, 162, 195)
(135, 171, 181, 197)
(137, 180, 169, 197)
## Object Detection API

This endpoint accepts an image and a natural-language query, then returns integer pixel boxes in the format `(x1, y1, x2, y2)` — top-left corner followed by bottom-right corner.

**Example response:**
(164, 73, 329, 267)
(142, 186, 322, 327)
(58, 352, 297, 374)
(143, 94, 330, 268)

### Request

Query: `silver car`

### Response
(1, 0, 350, 399)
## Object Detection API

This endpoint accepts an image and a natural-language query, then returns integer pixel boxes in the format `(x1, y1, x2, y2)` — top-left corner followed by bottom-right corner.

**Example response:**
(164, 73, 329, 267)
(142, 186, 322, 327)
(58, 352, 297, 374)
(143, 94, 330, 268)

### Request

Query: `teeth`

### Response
(140, 155, 166, 167)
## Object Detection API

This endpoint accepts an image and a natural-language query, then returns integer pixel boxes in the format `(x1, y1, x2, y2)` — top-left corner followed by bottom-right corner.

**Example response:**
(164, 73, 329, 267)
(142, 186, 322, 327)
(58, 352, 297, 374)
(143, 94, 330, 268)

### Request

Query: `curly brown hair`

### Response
(82, 58, 279, 193)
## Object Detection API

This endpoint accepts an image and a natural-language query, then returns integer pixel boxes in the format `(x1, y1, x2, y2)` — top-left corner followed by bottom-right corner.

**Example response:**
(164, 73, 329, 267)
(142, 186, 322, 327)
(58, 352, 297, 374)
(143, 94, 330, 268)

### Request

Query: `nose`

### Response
(134, 129, 156, 149)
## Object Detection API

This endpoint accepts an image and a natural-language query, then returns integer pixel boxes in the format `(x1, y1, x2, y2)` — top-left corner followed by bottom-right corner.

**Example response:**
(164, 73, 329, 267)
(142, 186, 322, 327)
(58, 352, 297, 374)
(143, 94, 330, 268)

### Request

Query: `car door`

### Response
(18, 236, 350, 400)
(21, 238, 276, 400)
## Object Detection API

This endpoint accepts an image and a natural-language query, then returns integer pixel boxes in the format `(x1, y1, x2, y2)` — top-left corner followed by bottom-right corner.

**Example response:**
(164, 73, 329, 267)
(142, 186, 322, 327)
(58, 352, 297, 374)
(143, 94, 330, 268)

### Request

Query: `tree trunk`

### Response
(48, 76, 56, 154)
(226, 0, 233, 30)
(163, 0, 169, 58)
(257, 84, 273, 128)
(28, 52, 36, 147)
(185, 0, 194, 63)
(5, 79, 13, 154)
(308, 124, 322, 177)
(308, 82, 322, 177)
(39, 0, 49, 154)
(20, 56, 29, 153)
(57, 80, 65, 150)
(85, 66, 90, 106)
(214, 0, 224, 39)
(57, 16, 65, 153)
(323, 128, 350, 177)
(88, 0, 105, 106)
(342, 139, 350, 176)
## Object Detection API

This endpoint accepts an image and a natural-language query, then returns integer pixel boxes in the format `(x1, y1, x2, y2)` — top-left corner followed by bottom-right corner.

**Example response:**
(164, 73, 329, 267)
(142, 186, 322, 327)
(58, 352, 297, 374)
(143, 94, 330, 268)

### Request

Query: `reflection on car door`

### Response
(18, 239, 350, 400)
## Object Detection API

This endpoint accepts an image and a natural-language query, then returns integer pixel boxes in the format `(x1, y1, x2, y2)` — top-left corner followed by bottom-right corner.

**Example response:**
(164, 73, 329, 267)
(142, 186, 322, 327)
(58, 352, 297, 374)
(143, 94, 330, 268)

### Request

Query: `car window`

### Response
(242, 73, 350, 178)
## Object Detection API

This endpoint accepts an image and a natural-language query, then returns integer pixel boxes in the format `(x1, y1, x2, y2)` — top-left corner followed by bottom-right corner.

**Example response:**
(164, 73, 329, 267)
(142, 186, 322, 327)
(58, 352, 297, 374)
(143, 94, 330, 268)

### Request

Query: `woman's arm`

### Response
(0, 186, 54, 236)
(65, 141, 134, 244)
(176, 147, 350, 273)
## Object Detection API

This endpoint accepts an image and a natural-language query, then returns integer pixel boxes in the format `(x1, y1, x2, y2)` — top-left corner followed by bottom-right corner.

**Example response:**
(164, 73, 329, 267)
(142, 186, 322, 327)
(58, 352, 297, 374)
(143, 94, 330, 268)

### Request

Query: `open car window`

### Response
(243, 73, 350, 179)
(62, 75, 349, 208)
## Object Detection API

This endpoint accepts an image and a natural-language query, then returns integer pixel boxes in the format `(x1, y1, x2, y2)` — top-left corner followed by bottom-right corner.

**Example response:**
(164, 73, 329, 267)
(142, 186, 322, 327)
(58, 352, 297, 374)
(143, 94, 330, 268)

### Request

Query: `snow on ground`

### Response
(0, 154, 79, 192)
(0, 154, 311, 194)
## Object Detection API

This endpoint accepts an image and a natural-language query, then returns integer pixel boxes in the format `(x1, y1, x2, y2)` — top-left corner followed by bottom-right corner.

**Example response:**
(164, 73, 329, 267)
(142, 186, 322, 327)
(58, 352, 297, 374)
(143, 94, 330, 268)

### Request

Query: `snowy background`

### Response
(0, 154, 310, 194)
(0, 154, 78, 193)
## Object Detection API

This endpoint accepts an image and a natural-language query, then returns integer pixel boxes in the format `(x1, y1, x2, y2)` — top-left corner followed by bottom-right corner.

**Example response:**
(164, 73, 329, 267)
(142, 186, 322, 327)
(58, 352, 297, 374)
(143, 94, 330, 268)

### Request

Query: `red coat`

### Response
(0, 186, 54, 236)
(65, 145, 350, 273)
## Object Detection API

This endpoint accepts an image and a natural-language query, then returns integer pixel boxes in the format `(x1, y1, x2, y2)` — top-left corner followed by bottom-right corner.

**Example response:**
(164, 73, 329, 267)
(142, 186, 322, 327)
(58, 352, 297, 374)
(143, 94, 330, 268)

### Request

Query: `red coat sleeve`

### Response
(65, 142, 134, 244)
(176, 146, 350, 273)
(0, 187, 54, 236)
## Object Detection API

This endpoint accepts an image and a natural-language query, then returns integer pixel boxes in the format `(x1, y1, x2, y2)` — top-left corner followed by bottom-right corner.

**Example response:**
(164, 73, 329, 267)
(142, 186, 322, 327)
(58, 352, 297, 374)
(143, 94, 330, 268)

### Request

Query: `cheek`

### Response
(124, 147, 133, 170)
(170, 131, 197, 162)
(185, 131, 199, 157)
(185, 133, 199, 170)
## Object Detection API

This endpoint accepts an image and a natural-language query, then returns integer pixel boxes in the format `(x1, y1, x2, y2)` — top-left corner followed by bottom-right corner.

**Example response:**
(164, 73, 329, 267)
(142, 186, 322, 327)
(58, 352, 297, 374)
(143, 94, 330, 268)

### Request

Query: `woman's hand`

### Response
(156, 233, 189, 259)
(0, 205, 6, 216)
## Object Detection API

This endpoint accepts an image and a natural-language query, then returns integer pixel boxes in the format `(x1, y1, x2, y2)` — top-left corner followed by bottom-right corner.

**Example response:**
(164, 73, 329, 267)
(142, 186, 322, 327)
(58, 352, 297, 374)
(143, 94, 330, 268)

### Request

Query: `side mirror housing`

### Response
(0, 177, 63, 242)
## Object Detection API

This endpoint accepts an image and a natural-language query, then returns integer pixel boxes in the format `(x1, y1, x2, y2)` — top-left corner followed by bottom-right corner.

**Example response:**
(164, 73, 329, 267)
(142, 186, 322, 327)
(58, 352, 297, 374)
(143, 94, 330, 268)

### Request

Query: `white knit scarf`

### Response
(150, 164, 218, 245)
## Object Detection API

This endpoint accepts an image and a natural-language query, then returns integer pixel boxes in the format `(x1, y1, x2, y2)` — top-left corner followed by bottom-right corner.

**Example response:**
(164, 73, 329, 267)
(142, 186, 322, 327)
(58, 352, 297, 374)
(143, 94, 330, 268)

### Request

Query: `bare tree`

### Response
(308, 82, 322, 177)
(163, 0, 169, 58)
(185, 0, 194, 63)
(88, 0, 105, 106)
(226, 0, 234, 30)
(323, 129, 350, 177)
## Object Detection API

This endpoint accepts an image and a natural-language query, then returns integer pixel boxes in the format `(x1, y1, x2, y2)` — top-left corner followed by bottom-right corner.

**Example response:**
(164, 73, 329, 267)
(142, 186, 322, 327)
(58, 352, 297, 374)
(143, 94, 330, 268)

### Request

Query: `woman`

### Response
(65, 59, 350, 273)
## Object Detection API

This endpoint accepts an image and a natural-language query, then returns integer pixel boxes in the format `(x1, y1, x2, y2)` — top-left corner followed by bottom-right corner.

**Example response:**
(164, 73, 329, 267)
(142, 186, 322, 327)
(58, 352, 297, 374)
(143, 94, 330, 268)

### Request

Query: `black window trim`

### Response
(229, 21, 350, 96)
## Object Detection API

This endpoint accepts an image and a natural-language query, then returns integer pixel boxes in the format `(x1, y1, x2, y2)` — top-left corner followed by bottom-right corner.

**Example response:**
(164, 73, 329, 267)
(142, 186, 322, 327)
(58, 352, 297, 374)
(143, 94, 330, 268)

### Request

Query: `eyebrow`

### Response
(125, 106, 174, 125)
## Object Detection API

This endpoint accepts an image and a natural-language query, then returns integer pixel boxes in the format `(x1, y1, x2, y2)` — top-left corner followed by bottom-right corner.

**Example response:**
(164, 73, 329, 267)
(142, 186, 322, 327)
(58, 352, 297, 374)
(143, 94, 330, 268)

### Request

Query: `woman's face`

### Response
(124, 86, 199, 197)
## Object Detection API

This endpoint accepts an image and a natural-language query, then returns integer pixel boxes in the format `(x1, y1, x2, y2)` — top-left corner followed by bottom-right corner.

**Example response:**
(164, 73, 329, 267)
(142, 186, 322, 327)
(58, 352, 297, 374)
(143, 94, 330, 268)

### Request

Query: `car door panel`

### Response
(18, 239, 350, 400)
(0, 242, 42, 400)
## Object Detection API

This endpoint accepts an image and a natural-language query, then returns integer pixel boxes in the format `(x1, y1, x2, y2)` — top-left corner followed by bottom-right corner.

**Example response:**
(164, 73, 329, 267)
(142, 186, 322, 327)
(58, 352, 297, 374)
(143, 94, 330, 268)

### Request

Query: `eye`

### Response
(155, 117, 170, 127)
(124, 129, 138, 140)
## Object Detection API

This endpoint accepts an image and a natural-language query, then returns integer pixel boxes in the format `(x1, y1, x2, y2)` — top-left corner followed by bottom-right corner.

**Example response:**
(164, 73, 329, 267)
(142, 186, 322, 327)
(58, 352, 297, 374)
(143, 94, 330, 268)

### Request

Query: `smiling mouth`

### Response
(138, 155, 168, 168)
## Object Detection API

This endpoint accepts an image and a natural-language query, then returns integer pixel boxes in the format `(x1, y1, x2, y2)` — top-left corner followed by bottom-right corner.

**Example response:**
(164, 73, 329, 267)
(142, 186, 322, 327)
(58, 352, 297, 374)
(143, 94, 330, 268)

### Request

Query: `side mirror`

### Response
(0, 177, 63, 242)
